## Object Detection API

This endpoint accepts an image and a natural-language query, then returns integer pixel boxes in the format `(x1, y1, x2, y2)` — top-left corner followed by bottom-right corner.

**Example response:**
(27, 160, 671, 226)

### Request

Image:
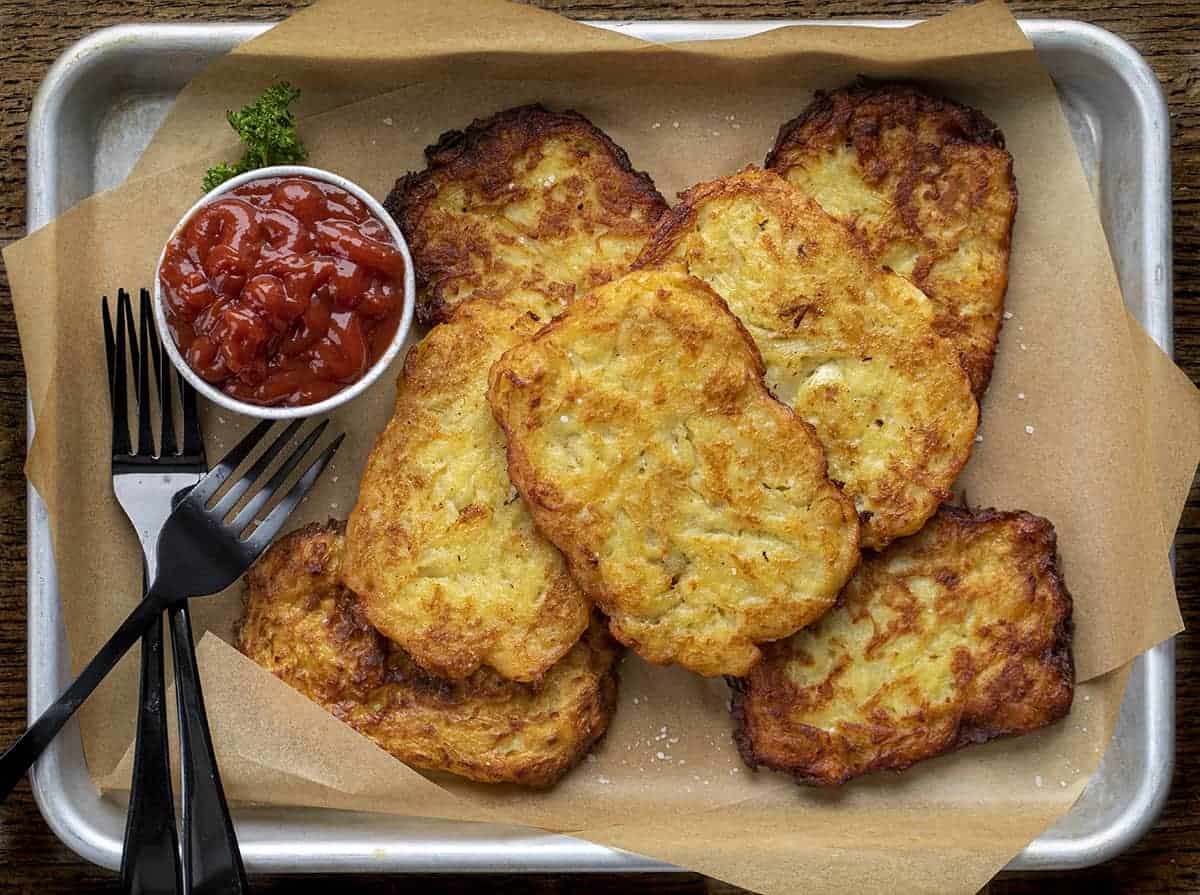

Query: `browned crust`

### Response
(766, 82, 1018, 397)
(385, 104, 668, 324)
(488, 270, 860, 676)
(635, 166, 979, 550)
(766, 82, 1009, 171)
(489, 274, 782, 624)
(238, 521, 622, 787)
(362, 613, 620, 788)
(342, 295, 590, 682)
(729, 505, 1074, 786)
(237, 519, 387, 714)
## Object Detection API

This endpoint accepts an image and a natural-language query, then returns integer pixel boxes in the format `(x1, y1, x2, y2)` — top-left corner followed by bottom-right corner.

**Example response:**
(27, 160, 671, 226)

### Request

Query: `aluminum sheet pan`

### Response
(24, 17, 1174, 875)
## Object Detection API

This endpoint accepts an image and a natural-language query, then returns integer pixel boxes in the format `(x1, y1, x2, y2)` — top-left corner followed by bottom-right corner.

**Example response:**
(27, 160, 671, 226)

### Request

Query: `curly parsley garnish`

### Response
(202, 82, 307, 192)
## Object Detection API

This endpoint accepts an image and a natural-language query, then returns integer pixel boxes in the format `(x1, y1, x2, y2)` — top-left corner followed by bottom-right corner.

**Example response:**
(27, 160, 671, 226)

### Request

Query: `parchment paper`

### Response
(5, 2, 1200, 893)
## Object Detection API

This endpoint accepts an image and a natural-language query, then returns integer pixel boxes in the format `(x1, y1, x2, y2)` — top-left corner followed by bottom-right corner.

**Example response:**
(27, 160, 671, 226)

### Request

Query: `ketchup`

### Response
(159, 175, 405, 407)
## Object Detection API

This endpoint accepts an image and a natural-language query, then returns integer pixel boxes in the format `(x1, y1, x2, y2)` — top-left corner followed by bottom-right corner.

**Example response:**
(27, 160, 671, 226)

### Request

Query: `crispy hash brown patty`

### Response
(488, 270, 860, 677)
(730, 507, 1073, 786)
(386, 104, 668, 324)
(766, 83, 1017, 396)
(344, 297, 589, 682)
(237, 522, 620, 787)
(636, 168, 978, 550)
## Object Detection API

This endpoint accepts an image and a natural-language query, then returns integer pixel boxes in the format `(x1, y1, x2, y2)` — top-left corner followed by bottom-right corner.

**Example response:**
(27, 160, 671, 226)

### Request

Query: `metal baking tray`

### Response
(25, 17, 1173, 876)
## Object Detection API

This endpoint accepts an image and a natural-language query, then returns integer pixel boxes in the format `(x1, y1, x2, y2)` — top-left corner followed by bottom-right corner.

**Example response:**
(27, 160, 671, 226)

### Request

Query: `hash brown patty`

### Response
(386, 104, 668, 325)
(488, 269, 861, 677)
(344, 297, 590, 682)
(766, 83, 1017, 396)
(237, 521, 620, 787)
(636, 167, 978, 550)
(730, 506, 1074, 786)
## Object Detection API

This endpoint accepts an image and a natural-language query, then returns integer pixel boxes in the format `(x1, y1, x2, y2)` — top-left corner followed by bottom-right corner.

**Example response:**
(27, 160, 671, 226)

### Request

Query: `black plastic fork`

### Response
(0, 334, 344, 838)
(104, 288, 195, 894)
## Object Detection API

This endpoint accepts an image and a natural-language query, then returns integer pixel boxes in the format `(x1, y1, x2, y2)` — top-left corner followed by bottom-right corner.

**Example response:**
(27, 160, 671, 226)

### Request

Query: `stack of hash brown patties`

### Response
(238, 91, 1073, 789)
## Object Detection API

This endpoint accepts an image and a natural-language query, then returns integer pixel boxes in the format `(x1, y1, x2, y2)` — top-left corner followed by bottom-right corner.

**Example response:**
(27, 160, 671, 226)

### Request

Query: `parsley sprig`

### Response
(203, 82, 308, 192)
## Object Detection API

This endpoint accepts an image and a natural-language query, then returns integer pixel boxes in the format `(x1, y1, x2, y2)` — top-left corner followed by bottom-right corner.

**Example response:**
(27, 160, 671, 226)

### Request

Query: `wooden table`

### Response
(1, 1, 1197, 892)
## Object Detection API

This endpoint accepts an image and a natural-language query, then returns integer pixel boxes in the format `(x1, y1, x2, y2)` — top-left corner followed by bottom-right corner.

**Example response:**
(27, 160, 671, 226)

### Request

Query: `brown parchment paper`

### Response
(5, 2, 1200, 893)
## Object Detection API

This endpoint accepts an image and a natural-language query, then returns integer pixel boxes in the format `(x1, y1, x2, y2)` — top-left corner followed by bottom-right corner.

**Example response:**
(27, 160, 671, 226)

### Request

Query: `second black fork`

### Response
(106, 289, 247, 895)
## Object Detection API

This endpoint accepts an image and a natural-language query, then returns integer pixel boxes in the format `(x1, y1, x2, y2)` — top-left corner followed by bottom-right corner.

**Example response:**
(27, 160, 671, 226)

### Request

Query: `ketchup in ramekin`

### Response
(158, 174, 407, 407)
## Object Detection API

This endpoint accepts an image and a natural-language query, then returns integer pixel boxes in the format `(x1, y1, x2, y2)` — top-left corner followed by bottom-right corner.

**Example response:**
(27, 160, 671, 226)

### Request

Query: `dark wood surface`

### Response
(1, 1, 1197, 892)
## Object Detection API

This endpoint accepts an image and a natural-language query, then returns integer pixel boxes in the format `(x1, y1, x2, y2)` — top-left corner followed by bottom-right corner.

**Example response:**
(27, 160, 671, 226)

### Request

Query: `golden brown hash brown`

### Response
(730, 506, 1073, 786)
(636, 168, 978, 550)
(344, 296, 589, 682)
(766, 82, 1017, 396)
(386, 104, 668, 325)
(237, 522, 620, 787)
(488, 269, 861, 678)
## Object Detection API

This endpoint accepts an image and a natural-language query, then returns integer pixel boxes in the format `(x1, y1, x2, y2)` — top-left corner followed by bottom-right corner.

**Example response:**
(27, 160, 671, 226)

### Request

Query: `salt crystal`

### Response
(1035, 775, 1044, 787)
(974, 434, 984, 443)
(597, 775, 610, 784)
(560, 415, 569, 423)
(672, 121, 680, 128)
(732, 123, 741, 129)
(711, 130, 721, 137)
(1003, 311, 1013, 320)
(656, 751, 666, 760)
(1020, 343, 1027, 351)
(1060, 780, 1068, 788)
(652, 122, 662, 129)
(218, 416, 227, 424)
(383, 117, 394, 126)
(1017, 393, 1025, 400)
(1025, 425, 1035, 435)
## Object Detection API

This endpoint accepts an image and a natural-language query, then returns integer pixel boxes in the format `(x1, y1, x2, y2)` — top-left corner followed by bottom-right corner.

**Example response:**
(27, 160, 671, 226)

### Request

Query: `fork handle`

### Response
(121, 611, 183, 895)
(0, 590, 165, 801)
(169, 604, 248, 894)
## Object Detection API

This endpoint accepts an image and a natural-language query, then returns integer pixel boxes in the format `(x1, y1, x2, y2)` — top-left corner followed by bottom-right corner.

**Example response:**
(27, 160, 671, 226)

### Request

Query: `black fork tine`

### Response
(230, 420, 329, 531)
(136, 292, 156, 458)
(102, 296, 116, 402)
(121, 288, 140, 387)
(244, 433, 345, 550)
(181, 378, 204, 461)
(211, 419, 304, 518)
(111, 291, 133, 457)
(141, 289, 178, 457)
(187, 419, 274, 506)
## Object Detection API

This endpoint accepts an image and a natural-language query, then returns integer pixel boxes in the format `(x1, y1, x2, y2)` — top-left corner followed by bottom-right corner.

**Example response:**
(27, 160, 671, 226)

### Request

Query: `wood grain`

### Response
(1, 1, 1196, 893)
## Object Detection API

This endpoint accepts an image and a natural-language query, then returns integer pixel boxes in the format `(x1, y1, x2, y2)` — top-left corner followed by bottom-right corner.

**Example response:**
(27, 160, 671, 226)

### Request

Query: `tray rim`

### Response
(23, 15, 1174, 876)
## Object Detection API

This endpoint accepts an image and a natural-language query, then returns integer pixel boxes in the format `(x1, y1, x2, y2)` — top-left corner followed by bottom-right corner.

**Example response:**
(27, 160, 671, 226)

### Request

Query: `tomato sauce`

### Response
(158, 175, 405, 407)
